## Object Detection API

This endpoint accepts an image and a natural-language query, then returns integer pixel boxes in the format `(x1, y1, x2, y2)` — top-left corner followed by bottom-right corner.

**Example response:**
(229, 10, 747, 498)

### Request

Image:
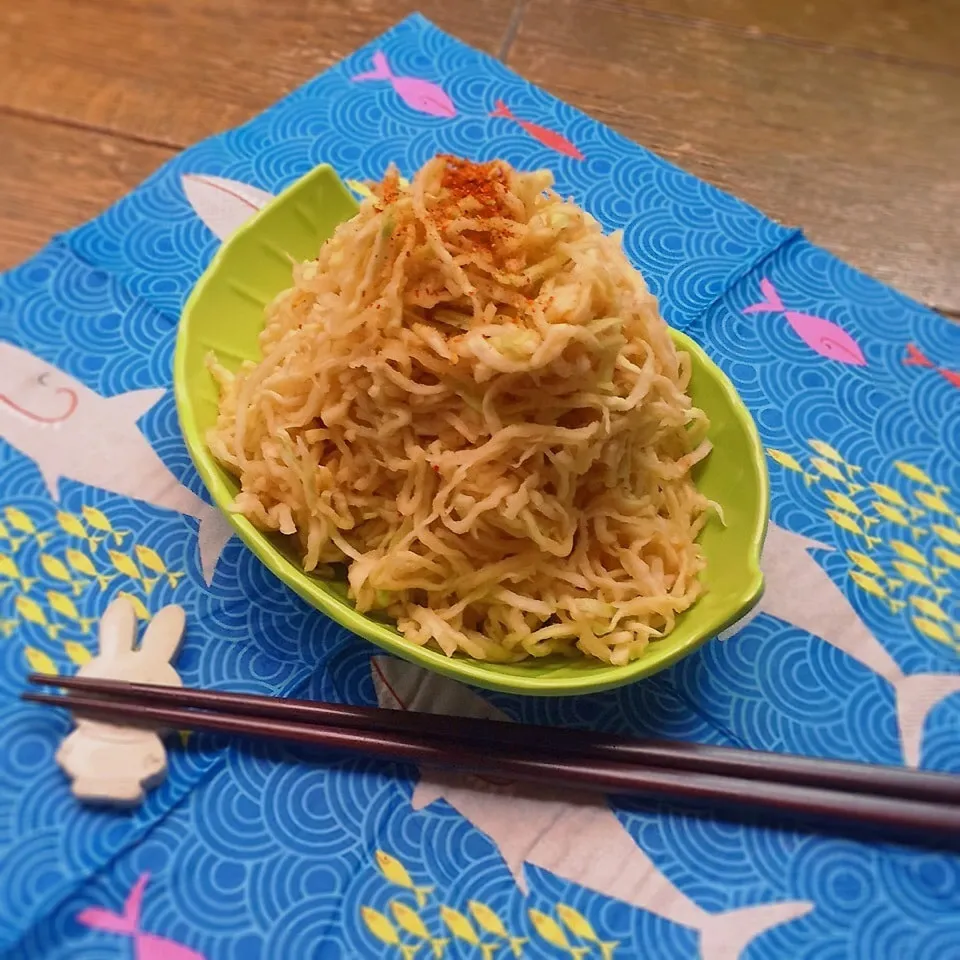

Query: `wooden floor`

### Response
(1, 0, 958, 315)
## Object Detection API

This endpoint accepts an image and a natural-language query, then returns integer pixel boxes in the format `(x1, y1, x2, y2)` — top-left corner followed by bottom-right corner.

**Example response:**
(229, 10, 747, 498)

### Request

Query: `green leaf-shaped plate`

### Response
(175, 163, 768, 695)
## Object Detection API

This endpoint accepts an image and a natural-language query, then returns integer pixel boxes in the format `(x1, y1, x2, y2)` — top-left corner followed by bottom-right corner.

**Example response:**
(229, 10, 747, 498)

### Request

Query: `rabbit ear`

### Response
(139, 604, 186, 665)
(98, 598, 138, 659)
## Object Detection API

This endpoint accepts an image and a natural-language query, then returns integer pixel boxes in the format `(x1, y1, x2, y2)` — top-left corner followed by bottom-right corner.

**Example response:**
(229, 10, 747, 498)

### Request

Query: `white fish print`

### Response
(721, 522, 960, 768)
(372, 657, 813, 960)
(0, 343, 232, 584)
(181, 174, 273, 242)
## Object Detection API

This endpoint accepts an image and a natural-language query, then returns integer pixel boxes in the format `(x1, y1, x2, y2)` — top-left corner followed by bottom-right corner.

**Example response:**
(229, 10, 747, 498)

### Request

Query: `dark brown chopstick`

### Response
(27, 673, 960, 808)
(22, 686, 960, 838)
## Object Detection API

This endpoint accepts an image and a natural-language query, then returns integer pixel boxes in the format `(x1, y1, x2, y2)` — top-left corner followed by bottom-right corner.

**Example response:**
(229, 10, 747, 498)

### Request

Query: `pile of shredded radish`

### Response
(208, 155, 713, 664)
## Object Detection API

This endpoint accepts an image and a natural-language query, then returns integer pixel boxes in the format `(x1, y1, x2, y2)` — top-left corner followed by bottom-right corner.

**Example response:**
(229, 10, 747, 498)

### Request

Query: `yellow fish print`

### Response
(0, 518, 24, 553)
(889, 542, 947, 579)
(933, 546, 960, 571)
(440, 907, 496, 960)
(891, 562, 949, 602)
(469, 900, 527, 958)
(13, 596, 63, 640)
(64, 640, 92, 666)
(807, 446, 862, 491)
(808, 439, 847, 464)
(766, 449, 816, 485)
(912, 617, 956, 649)
(869, 483, 924, 518)
(25, 646, 57, 675)
(107, 550, 157, 594)
(375, 851, 433, 908)
(0, 618, 18, 638)
(390, 901, 448, 959)
(846, 551, 899, 589)
(827, 510, 880, 547)
(0, 553, 37, 592)
(360, 907, 419, 960)
(810, 440, 862, 482)
(910, 596, 950, 624)
(40, 554, 85, 597)
(872, 503, 925, 539)
(889, 540, 927, 567)
(5, 507, 52, 548)
(116, 591, 151, 620)
(46, 590, 95, 632)
(134, 545, 184, 589)
(914, 491, 954, 518)
(825, 489, 876, 523)
(81, 506, 129, 545)
(557, 904, 619, 960)
(57, 511, 101, 553)
(65, 549, 113, 590)
(849, 571, 905, 614)
(932, 524, 960, 549)
(811, 457, 846, 484)
(894, 461, 949, 494)
(528, 909, 590, 960)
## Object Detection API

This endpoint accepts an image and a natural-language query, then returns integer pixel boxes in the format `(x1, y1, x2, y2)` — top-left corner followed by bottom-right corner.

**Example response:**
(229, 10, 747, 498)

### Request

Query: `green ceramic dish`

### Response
(175, 163, 768, 696)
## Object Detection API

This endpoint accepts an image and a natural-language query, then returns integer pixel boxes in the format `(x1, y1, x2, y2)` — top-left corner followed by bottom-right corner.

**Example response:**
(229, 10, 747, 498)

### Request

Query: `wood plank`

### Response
(0, 113, 173, 271)
(601, 0, 960, 70)
(508, 0, 960, 313)
(0, 0, 517, 148)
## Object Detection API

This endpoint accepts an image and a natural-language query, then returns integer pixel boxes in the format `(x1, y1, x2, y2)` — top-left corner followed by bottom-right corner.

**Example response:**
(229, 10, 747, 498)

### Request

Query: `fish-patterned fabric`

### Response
(1, 13, 958, 959)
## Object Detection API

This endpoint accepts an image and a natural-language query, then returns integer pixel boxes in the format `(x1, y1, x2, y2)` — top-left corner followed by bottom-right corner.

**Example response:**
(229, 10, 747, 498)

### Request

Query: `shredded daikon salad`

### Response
(207, 155, 714, 664)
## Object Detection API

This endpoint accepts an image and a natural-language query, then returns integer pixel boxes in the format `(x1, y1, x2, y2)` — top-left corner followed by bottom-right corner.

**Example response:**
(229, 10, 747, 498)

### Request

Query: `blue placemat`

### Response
(1, 13, 958, 959)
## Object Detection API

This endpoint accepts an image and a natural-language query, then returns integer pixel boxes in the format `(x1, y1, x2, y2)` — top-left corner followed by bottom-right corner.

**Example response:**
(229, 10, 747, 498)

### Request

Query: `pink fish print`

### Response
(490, 100, 585, 160)
(77, 873, 204, 960)
(904, 343, 960, 390)
(743, 278, 867, 366)
(352, 51, 456, 118)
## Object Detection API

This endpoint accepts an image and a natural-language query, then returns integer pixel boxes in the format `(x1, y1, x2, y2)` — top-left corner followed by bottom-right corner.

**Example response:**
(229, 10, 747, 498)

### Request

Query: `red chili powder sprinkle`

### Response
(439, 155, 506, 213)
(380, 167, 401, 205)
(434, 155, 512, 256)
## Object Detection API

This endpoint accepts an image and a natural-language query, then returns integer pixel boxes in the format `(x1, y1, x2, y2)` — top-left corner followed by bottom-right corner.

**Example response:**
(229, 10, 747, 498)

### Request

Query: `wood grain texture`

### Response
(0, 0, 516, 148)
(602, 0, 960, 70)
(508, 0, 960, 313)
(0, 113, 173, 270)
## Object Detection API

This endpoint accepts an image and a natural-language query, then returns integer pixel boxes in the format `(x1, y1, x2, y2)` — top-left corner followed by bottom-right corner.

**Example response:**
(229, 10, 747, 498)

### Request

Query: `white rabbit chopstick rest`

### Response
(56, 597, 187, 807)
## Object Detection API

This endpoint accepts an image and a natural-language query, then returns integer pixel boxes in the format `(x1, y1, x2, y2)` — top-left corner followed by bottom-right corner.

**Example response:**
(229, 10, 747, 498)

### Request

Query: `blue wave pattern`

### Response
(63, 17, 791, 329)
(7, 642, 960, 960)
(0, 242, 356, 948)
(0, 11, 957, 959)
(668, 236, 960, 777)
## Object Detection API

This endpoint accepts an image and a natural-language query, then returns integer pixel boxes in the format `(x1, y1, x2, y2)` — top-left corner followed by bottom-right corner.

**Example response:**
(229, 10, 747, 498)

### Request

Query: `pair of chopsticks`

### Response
(24, 673, 960, 839)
